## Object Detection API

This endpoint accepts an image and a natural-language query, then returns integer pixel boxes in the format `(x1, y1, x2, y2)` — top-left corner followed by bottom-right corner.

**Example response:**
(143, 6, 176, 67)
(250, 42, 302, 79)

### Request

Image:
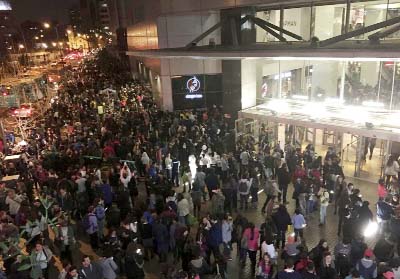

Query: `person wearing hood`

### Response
(98, 249, 118, 279)
(356, 249, 377, 279)
(125, 243, 145, 279)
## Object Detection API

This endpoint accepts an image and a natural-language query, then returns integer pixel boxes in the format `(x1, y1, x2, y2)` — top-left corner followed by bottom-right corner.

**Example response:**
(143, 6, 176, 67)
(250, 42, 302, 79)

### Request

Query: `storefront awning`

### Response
(239, 99, 400, 142)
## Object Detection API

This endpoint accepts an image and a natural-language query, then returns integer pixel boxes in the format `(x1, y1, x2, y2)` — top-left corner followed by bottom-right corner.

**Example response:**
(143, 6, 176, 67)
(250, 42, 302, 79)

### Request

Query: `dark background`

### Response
(10, 0, 79, 23)
(171, 74, 223, 110)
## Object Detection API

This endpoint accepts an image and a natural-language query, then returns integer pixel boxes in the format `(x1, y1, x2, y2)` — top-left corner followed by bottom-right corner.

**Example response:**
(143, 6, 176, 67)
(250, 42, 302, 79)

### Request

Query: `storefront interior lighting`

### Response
(361, 101, 385, 108)
(291, 95, 309, 100)
(325, 97, 345, 105)
(271, 57, 400, 62)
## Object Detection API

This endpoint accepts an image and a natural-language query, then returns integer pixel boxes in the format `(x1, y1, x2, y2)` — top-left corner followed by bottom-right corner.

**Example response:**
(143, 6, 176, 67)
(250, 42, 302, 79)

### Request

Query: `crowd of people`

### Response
(0, 50, 399, 279)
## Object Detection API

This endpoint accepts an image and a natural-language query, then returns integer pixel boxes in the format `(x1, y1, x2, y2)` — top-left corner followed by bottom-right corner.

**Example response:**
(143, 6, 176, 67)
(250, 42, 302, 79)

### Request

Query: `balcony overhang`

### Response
(240, 99, 400, 142)
(126, 41, 400, 60)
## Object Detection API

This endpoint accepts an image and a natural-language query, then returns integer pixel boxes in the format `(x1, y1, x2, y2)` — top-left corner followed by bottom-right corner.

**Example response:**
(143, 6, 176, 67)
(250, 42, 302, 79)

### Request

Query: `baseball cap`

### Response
(364, 248, 374, 258)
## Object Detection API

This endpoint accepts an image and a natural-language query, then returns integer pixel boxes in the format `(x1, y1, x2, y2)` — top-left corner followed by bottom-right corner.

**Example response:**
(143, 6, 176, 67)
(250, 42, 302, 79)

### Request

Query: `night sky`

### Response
(10, 0, 79, 23)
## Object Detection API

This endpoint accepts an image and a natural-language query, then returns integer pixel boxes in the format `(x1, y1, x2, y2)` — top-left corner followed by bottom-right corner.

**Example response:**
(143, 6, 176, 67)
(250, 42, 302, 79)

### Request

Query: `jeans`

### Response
(294, 228, 303, 242)
(306, 199, 315, 216)
(320, 205, 328, 224)
(178, 215, 187, 225)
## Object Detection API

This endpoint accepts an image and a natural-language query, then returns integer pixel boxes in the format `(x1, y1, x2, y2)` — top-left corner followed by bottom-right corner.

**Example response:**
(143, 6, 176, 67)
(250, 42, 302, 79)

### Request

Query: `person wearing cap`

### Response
(356, 249, 377, 279)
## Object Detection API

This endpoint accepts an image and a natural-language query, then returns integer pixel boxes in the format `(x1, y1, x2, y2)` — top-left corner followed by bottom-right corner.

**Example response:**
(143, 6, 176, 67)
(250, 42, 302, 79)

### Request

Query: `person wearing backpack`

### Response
(84, 205, 99, 250)
(238, 174, 251, 210)
(334, 237, 352, 278)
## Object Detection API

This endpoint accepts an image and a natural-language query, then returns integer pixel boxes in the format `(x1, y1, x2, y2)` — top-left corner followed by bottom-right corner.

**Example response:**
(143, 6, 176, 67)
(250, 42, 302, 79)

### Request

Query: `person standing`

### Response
(272, 204, 292, 249)
(55, 219, 76, 264)
(318, 185, 330, 226)
(165, 153, 172, 181)
(171, 156, 180, 187)
(177, 193, 190, 225)
(292, 208, 306, 242)
(79, 256, 103, 279)
(30, 242, 53, 279)
(98, 250, 118, 279)
(384, 155, 399, 185)
(276, 259, 302, 279)
(205, 168, 219, 200)
(276, 163, 291, 204)
(242, 222, 260, 274)
(240, 149, 251, 174)
(238, 174, 251, 210)
(85, 206, 99, 250)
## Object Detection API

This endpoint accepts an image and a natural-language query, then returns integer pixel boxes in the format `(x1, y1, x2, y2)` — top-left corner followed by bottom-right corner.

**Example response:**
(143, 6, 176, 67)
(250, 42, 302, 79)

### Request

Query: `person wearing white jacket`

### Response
(120, 163, 132, 188)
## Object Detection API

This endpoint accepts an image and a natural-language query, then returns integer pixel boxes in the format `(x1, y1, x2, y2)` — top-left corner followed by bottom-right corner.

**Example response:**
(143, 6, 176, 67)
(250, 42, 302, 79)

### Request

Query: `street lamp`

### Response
(43, 22, 50, 29)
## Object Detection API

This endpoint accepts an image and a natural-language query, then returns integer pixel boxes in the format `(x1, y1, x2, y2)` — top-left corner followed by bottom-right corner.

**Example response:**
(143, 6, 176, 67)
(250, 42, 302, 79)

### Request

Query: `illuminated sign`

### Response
(185, 76, 202, 99)
(186, 76, 201, 93)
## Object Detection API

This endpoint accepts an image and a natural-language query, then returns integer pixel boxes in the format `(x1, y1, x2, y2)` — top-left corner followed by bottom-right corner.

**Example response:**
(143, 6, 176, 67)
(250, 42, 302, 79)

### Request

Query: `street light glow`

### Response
(52, 42, 57, 47)
(42, 43, 48, 48)
(43, 22, 50, 29)
(18, 44, 24, 49)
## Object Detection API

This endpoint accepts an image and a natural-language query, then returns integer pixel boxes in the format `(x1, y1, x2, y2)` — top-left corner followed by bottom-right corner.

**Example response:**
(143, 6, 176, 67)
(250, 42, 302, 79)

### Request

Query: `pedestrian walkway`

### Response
(127, 176, 377, 279)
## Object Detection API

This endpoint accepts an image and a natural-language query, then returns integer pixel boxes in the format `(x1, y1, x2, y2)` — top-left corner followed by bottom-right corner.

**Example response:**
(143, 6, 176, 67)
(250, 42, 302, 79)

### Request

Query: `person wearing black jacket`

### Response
(317, 252, 337, 279)
(302, 262, 320, 279)
(277, 163, 291, 204)
(125, 243, 145, 279)
(272, 204, 292, 249)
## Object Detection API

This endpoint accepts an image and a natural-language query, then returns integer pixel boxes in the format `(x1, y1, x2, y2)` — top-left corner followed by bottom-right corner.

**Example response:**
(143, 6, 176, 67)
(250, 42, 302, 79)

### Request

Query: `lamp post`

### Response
(43, 22, 59, 42)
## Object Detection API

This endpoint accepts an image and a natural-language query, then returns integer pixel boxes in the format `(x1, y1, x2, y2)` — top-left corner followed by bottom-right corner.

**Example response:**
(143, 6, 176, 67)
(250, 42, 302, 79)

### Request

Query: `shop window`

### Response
(255, 10, 280, 42)
(313, 4, 346, 40)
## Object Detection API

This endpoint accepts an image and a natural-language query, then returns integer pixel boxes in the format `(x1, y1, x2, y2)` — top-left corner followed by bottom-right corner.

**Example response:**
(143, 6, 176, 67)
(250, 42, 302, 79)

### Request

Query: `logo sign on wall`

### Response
(186, 76, 202, 99)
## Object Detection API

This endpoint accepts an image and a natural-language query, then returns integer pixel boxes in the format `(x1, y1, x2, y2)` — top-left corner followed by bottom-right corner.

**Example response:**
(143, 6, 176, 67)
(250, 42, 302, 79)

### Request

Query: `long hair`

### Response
(249, 222, 255, 240)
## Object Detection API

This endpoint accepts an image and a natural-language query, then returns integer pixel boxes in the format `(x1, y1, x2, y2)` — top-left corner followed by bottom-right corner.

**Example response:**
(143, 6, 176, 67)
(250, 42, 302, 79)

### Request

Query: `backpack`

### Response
(82, 214, 91, 231)
(95, 206, 105, 220)
(239, 181, 248, 193)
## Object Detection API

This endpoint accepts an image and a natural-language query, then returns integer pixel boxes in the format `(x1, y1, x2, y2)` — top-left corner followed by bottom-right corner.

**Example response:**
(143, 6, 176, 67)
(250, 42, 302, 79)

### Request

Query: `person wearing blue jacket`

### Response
(206, 218, 223, 263)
